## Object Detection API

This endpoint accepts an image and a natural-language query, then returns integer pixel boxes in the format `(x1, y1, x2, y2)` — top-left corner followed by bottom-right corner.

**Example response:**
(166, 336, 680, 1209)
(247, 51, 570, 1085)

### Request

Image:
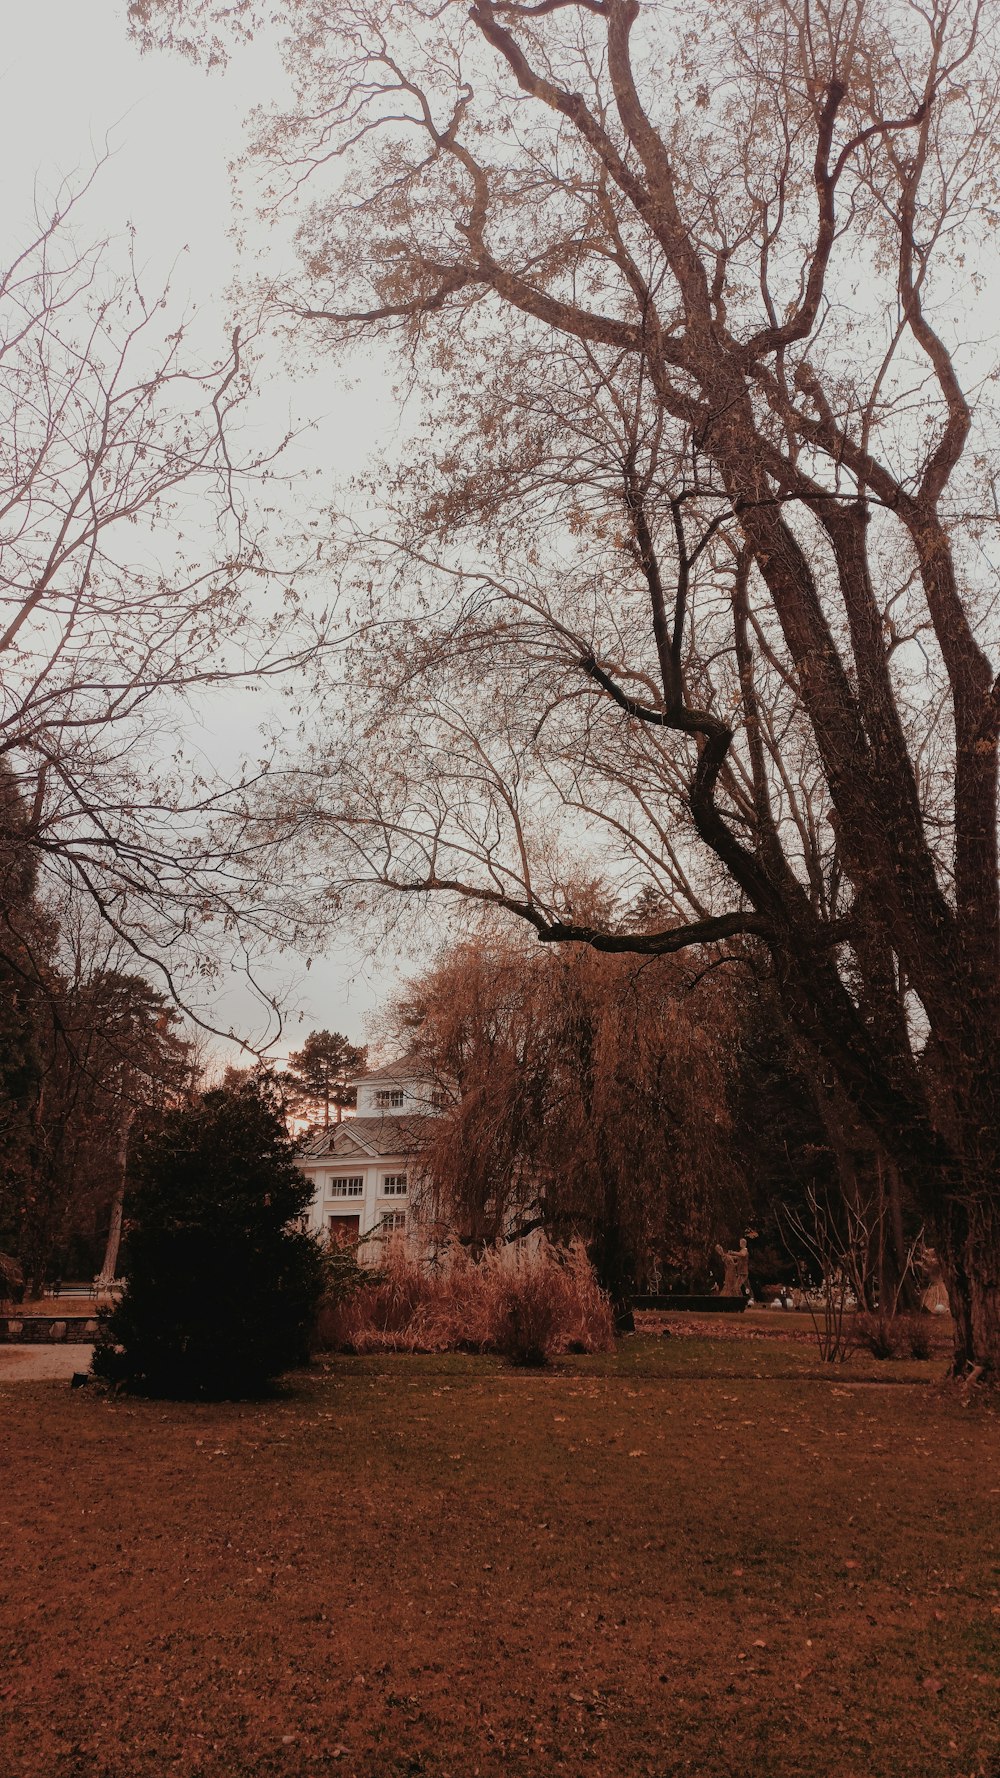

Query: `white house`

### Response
(296, 1053, 443, 1254)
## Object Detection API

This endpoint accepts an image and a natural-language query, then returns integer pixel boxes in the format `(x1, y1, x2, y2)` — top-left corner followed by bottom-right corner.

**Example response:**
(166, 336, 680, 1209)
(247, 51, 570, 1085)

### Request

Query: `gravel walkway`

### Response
(0, 1345, 93, 1382)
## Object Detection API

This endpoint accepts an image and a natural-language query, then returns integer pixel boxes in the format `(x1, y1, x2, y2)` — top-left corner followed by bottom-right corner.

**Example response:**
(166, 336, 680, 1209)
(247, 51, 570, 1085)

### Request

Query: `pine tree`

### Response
(281, 1031, 367, 1128)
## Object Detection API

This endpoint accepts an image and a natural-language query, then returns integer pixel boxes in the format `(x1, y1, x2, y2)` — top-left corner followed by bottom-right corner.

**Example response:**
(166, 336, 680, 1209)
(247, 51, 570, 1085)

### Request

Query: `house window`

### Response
(382, 1174, 408, 1197)
(329, 1176, 364, 1198)
(379, 1211, 406, 1235)
(431, 1089, 448, 1109)
(374, 1088, 405, 1109)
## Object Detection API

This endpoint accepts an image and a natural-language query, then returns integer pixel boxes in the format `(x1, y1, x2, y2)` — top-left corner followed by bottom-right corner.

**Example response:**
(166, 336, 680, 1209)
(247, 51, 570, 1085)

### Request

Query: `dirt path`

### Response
(0, 1343, 92, 1381)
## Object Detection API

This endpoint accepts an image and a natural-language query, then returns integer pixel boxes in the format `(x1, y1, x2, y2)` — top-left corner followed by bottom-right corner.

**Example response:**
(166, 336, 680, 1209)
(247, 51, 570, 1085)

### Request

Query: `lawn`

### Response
(1, 1335, 998, 1778)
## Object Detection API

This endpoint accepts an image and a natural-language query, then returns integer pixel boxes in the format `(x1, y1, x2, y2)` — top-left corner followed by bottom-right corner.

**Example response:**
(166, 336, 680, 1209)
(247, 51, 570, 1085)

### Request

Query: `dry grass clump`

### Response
(855, 1310, 935, 1361)
(316, 1236, 615, 1364)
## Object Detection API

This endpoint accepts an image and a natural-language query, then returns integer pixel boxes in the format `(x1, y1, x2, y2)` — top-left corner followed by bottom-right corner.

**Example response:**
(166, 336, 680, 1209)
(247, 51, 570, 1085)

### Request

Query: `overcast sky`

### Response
(0, 3, 410, 1059)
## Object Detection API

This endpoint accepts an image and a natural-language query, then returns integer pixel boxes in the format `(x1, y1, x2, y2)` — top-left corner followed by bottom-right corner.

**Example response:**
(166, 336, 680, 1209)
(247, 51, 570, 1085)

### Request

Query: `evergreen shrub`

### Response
(92, 1080, 325, 1396)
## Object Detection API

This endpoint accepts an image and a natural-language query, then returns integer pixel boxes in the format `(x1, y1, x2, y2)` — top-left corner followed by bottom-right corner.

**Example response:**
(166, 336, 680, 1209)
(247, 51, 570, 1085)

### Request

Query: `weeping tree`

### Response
(139, 0, 1000, 1370)
(394, 918, 748, 1309)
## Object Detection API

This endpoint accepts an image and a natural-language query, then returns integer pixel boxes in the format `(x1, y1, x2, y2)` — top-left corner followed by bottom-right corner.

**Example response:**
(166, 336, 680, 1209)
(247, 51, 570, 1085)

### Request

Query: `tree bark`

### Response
(940, 1198, 1000, 1376)
(592, 1218, 635, 1332)
(95, 1107, 135, 1291)
(884, 1160, 919, 1314)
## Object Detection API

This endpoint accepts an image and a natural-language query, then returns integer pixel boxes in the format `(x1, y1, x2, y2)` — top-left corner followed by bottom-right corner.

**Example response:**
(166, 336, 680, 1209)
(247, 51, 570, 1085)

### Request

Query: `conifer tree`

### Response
(94, 1078, 325, 1396)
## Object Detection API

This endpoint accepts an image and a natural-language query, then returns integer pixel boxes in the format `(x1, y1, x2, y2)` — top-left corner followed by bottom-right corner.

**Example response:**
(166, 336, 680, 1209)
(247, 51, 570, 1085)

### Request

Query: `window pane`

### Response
(329, 1176, 364, 1198)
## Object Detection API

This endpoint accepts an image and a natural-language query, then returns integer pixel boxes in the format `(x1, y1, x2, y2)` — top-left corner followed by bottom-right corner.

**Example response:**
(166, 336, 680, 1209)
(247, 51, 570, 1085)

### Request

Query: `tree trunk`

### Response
(940, 1199, 1000, 1376)
(883, 1159, 919, 1313)
(591, 1213, 635, 1332)
(95, 1107, 135, 1291)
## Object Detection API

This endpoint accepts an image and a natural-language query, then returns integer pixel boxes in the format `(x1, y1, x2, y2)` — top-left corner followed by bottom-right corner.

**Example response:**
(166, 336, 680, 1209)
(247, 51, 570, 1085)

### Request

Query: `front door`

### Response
(328, 1215, 361, 1249)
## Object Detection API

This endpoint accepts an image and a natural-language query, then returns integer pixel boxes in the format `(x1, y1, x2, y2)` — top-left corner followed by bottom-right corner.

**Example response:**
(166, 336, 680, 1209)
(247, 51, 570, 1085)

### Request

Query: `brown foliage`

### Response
(315, 1236, 615, 1362)
(395, 921, 748, 1296)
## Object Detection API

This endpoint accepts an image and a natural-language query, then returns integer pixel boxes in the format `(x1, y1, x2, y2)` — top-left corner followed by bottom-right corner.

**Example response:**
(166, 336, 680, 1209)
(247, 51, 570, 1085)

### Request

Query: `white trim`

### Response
(380, 1172, 408, 1198)
(373, 1087, 406, 1109)
(327, 1174, 365, 1199)
(332, 1127, 382, 1158)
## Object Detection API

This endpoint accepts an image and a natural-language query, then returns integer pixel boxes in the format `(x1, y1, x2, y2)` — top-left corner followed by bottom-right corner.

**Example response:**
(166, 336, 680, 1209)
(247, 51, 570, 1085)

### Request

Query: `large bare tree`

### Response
(138, 0, 1000, 1369)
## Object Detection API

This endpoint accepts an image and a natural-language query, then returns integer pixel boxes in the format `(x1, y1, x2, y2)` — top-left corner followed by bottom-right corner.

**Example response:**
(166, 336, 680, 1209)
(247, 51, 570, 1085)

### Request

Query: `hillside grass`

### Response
(2, 1334, 997, 1778)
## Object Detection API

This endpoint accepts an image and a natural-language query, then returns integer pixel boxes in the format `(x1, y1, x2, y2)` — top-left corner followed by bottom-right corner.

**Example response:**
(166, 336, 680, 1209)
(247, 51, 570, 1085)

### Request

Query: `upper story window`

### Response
(381, 1173, 408, 1197)
(430, 1089, 448, 1109)
(329, 1175, 364, 1198)
(374, 1088, 405, 1109)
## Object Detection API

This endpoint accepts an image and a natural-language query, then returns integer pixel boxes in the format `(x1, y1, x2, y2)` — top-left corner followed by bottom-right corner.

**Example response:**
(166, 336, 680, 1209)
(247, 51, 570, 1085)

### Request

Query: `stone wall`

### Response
(0, 1316, 100, 1344)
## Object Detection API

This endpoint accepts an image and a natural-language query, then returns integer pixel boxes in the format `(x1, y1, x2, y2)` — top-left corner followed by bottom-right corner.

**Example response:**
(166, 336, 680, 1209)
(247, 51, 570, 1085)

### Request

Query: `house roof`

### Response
(298, 1113, 432, 1161)
(349, 1049, 435, 1086)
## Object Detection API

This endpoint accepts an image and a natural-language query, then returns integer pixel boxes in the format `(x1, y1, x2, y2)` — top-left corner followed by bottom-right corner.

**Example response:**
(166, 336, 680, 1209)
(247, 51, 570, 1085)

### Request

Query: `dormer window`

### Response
(374, 1088, 405, 1109)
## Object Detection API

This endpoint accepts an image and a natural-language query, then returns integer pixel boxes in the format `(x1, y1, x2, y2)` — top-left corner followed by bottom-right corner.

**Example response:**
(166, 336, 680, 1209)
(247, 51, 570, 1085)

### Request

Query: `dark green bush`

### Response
(92, 1079, 325, 1397)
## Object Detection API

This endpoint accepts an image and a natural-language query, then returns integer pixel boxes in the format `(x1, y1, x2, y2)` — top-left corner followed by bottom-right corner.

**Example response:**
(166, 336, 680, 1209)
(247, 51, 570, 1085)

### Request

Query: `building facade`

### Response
(295, 1053, 441, 1254)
